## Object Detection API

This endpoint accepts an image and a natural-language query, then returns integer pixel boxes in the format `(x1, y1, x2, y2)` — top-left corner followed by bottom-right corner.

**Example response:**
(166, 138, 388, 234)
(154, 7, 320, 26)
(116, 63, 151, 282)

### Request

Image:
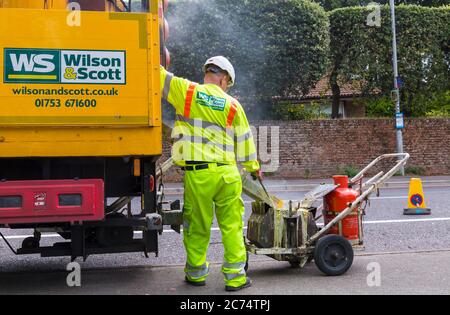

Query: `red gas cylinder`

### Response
(323, 175, 360, 241)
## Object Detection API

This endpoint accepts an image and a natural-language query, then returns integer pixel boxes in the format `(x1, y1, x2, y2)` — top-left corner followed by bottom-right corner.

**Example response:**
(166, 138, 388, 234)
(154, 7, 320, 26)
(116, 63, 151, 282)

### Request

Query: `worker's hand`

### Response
(251, 169, 264, 181)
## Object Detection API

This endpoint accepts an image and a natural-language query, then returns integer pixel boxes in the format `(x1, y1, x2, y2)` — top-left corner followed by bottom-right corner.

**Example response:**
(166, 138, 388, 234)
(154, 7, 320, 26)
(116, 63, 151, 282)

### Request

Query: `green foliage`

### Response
(426, 109, 450, 118)
(329, 5, 450, 117)
(424, 90, 450, 117)
(363, 90, 450, 118)
(405, 166, 426, 176)
(403, 90, 450, 117)
(304, 169, 312, 179)
(313, 0, 361, 11)
(313, 0, 449, 11)
(364, 96, 396, 117)
(273, 102, 315, 120)
(165, 2, 449, 120)
(273, 101, 330, 120)
(166, 0, 330, 118)
(336, 165, 359, 177)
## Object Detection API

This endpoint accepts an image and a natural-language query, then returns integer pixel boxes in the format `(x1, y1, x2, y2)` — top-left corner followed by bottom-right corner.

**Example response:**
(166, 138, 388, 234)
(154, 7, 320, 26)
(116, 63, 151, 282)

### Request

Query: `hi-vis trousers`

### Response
(182, 163, 247, 288)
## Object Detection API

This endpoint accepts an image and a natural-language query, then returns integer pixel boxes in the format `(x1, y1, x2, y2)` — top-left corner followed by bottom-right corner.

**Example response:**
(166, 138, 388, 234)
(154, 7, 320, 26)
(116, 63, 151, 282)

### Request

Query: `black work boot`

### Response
(225, 277, 252, 292)
(185, 276, 206, 287)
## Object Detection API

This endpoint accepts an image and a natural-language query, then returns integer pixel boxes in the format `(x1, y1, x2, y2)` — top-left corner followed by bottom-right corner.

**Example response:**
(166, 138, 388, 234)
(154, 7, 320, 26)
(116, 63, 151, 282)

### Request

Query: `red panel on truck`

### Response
(0, 179, 104, 224)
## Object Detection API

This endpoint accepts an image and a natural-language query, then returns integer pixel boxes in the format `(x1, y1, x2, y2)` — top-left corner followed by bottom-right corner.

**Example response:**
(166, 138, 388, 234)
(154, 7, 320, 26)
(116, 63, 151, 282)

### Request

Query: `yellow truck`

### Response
(0, 0, 177, 260)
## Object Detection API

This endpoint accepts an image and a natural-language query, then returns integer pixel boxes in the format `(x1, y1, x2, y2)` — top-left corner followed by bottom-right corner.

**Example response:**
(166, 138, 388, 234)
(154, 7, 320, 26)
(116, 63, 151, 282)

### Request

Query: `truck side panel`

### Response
(0, 7, 162, 158)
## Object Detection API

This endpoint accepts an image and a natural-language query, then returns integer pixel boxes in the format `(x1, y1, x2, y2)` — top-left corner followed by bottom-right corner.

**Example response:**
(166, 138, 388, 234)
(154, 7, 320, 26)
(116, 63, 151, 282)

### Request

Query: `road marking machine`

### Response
(244, 153, 410, 276)
(157, 153, 409, 276)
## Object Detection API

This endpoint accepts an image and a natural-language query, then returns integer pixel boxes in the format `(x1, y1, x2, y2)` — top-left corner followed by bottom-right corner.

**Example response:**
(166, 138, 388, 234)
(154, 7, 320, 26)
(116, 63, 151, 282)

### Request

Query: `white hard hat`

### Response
(203, 56, 236, 87)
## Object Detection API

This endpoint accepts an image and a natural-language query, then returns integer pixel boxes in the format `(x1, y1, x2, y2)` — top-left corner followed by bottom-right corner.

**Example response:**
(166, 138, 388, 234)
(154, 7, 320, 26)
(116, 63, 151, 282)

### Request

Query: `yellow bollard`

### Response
(403, 178, 431, 215)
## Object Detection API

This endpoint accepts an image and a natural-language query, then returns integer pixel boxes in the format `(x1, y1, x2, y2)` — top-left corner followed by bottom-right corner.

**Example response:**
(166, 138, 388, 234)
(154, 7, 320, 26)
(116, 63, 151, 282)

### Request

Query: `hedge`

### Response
(329, 5, 450, 117)
(313, 0, 449, 11)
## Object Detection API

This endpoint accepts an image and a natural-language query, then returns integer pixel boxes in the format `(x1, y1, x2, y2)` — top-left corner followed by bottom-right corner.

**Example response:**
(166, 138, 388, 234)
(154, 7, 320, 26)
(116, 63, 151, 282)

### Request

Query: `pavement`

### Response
(1, 250, 449, 295)
(0, 176, 449, 295)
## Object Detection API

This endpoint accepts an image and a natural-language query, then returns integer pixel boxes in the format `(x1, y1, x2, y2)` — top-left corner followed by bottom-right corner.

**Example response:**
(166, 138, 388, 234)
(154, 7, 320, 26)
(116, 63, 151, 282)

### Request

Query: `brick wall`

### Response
(159, 118, 450, 181)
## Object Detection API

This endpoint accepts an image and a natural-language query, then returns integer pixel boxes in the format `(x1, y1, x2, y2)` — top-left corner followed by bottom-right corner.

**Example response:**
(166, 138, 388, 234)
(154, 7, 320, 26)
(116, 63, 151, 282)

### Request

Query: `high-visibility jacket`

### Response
(160, 66, 260, 172)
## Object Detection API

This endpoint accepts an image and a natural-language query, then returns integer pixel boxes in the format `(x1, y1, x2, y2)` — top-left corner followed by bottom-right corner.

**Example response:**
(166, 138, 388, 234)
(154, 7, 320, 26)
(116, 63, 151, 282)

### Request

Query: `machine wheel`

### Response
(288, 260, 300, 268)
(314, 235, 354, 276)
(288, 255, 313, 268)
(288, 256, 303, 268)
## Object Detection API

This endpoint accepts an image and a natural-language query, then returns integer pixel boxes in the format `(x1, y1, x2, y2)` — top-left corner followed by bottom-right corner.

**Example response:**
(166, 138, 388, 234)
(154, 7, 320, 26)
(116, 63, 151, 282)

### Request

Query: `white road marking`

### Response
(311, 217, 450, 226)
(240, 195, 407, 205)
(2, 216, 450, 239)
(175, 194, 423, 206)
(370, 196, 407, 200)
(364, 217, 450, 224)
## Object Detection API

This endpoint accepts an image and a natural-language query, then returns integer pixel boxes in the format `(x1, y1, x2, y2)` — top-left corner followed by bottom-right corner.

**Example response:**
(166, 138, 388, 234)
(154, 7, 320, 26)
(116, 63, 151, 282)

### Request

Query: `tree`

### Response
(313, 0, 449, 11)
(329, 5, 450, 117)
(166, 0, 330, 118)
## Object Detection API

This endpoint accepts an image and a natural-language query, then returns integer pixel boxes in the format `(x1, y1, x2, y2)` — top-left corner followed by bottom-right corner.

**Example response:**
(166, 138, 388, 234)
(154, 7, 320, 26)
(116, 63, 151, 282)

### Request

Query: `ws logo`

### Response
(4, 48, 126, 84)
(4, 49, 60, 83)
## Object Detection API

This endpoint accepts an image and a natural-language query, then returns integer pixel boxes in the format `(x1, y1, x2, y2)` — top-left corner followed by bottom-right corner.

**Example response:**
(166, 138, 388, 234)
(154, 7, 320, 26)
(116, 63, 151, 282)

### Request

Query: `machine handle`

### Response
(350, 153, 410, 186)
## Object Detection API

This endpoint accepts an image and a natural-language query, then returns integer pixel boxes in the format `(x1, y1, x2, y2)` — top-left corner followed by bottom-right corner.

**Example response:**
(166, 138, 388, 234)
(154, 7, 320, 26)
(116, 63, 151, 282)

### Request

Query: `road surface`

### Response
(0, 177, 449, 294)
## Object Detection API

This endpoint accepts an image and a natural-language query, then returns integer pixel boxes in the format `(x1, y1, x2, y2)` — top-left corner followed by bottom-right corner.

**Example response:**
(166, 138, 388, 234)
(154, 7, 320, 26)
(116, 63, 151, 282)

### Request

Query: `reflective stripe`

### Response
(174, 135, 235, 152)
(185, 263, 209, 279)
(186, 262, 208, 271)
(223, 262, 246, 269)
(163, 72, 173, 100)
(175, 114, 226, 132)
(238, 152, 257, 162)
(235, 131, 253, 143)
(187, 270, 207, 279)
(226, 100, 238, 128)
(184, 83, 197, 118)
(222, 261, 246, 281)
(223, 268, 246, 280)
(174, 114, 235, 147)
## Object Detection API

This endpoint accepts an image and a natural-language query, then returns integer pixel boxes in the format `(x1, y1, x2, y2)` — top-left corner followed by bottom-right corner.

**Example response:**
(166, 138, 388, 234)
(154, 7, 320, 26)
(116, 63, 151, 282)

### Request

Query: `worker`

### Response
(160, 56, 261, 291)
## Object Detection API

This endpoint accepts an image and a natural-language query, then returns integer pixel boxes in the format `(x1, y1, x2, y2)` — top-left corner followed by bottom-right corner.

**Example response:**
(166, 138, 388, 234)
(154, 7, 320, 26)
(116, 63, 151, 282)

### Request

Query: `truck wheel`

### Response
(314, 235, 353, 276)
